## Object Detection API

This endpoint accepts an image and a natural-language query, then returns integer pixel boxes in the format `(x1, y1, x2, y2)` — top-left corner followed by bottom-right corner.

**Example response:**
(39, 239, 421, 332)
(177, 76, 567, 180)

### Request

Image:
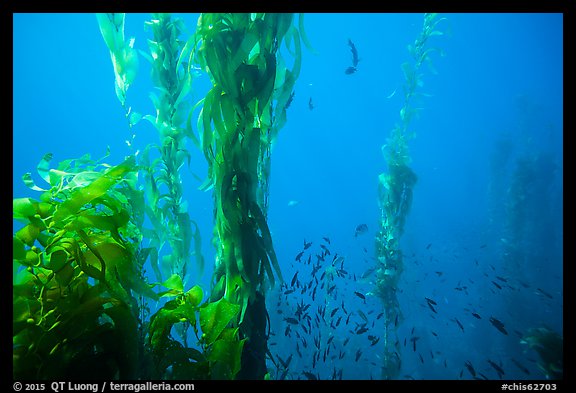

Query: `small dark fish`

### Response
(291, 271, 299, 287)
(427, 302, 438, 314)
(284, 288, 295, 295)
(471, 312, 482, 319)
(376, 312, 384, 320)
(454, 318, 464, 331)
(464, 361, 476, 378)
(335, 316, 342, 327)
(302, 371, 317, 380)
(356, 327, 368, 335)
(354, 291, 366, 301)
(323, 236, 331, 244)
(308, 97, 314, 110)
(357, 310, 368, 322)
(431, 331, 438, 337)
(426, 243, 432, 250)
(425, 297, 437, 306)
(284, 317, 299, 325)
(347, 38, 359, 67)
(341, 301, 348, 315)
(435, 271, 443, 276)
(492, 281, 503, 290)
(344, 66, 357, 74)
(410, 336, 420, 352)
(354, 224, 368, 237)
(487, 359, 505, 378)
(536, 287, 553, 299)
(355, 349, 362, 361)
(343, 337, 350, 346)
(419, 353, 424, 364)
(284, 90, 295, 110)
(295, 251, 304, 262)
(330, 308, 339, 318)
(511, 358, 531, 375)
(284, 325, 291, 336)
(496, 276, 508, 282)
(303, 239, 312, 250)
(489, 317, 508, 335)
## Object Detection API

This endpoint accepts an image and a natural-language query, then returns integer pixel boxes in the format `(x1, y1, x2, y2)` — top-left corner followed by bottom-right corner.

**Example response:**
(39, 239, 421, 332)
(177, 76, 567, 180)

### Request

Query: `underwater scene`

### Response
(13, 13, 563, 381)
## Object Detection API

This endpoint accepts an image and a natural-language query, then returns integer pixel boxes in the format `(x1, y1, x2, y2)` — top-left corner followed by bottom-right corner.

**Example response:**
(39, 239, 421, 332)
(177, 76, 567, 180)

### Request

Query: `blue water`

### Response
(13, 13, 563, 380)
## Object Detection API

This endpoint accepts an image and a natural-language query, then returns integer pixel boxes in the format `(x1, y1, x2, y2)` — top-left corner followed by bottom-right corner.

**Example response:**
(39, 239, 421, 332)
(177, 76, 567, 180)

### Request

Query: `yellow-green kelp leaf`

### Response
(207, 332, 246, 380)
(199, 297, 240, 347)
(53, 156, 135, 223)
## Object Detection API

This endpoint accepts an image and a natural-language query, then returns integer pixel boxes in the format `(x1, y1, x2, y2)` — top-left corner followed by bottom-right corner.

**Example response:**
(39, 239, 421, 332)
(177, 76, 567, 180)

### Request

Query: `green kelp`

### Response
(195, 13, 307, 379)
(146, 275, 245, 379)
(13, 152, 154, 379)
(373, 13, 446, 379)
(521, 328, 563, 379)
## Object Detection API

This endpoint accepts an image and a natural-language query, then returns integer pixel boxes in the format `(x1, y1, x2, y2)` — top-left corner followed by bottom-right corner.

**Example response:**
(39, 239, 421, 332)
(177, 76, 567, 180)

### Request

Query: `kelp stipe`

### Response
(373, 13, 446, 380)
(195, 13, 306, 379)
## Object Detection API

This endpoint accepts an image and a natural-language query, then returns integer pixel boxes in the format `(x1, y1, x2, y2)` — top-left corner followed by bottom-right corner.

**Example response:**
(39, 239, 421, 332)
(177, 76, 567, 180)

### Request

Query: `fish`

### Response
(345, 66, 357, 74)
(302, 371, 317, 380)
(464, 361, 476, 377)
(410, 336, 420, 352)
(419, 353, 424, 364)
(330, 308, 339, 318)
(355, 349, 362, 361)
(495, 276, 508, 282)
(426, 302, 438, 314)
(295, 251, 304, 262)
(347, 38, 359, 67)
(492, 281, 503, 290)
(357, 310, 368, 322)
(285, 90, 295, 110)
(323, 236, 331, 244)
(425, 297, 437, 305)
(489, 317, 508, 335)
(290, 271, 299, 287)
(426, 243, 432, 249)
(308, 97, 314, 110)
(354, 291, 366, 301)
(284, 317, 299, 325)
(454, 318, 464, 331)
(284, 288, 295, 295)
(303, 239, 312, 250)
(487, 360, 505, 378)
(431, 331, 438, 337)
(471, 312, 482, 319)
(356, 327, 368, 335)
(536, 287, 553, 299)
(343, 337, 350, 346)
(376, 312, 384, 320)
(511, 358, 530, 375)
(354, 224, 368, 237)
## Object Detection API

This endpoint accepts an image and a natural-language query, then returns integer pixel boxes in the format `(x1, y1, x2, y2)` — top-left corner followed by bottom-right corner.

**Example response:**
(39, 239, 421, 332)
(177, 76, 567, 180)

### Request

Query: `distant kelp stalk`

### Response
(373, 13, 446, 380)
(194, 13, 312, 379)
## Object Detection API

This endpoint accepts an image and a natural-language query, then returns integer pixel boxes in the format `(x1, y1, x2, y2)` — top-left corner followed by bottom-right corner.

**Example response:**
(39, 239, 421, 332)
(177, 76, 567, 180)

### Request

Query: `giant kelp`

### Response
(194, 13, 307, 379)
(13, 152, 151, 379)
(373, 13, 446, 379)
